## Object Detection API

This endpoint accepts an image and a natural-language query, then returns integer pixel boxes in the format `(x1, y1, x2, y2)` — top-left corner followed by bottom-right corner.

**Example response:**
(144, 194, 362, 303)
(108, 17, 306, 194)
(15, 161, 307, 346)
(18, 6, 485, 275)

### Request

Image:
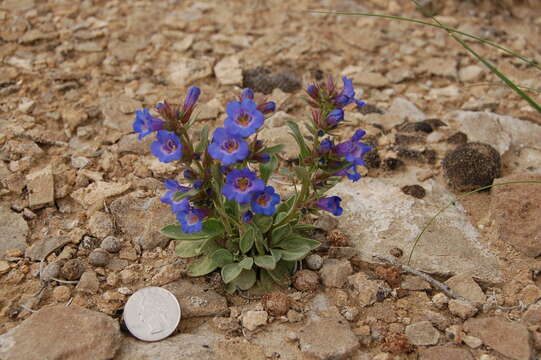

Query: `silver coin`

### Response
(123, 286, 181, 342)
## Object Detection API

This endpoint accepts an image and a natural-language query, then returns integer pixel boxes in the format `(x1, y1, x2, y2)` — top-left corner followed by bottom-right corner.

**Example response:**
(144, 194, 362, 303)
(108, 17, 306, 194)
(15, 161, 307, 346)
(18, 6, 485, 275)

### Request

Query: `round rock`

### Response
(123, 287, 181, 342)
(61, 259, 85, 280)
(101, 236, 122, 253)
(305, 254, 323, 270)
(442, 142, 500, 192)
(89, 248, 110, 267)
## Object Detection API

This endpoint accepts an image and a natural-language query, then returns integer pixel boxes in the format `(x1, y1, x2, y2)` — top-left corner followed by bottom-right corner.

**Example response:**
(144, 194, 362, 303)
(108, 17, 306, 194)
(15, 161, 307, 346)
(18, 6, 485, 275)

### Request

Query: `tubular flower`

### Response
(241, 210, 254, 224)
(151, 130, 183, 163)
(334, 130, 372, 166)
(176, 207, 206, 233)
(222, 168, 264, 204)
(333, 77, 356, 108)
(316, 196, 343, 216)
(180, 86, 201, 123)
(133, 108, 164, 139)
(208, 128, 249, 166)
(335, 165, 362, 182)
(224, 99, 265, 137)
(251, 186, 281, 216)
(160, 180, 191, 213)
(325, 108, 344, 127)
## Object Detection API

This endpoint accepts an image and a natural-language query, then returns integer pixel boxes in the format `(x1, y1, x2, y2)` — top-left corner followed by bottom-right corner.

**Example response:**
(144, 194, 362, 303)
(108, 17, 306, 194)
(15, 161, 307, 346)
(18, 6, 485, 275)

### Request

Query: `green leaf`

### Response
(187, 256, 218, 277)
(272, 247, 311, 261)
(238, 257, 254, 270)
(200, 218, 225, 237)
(172, 188, 198, 202)
(266, 261, 291, 286)
(254, 214, 273, 234)
(239, 228, 255, 254)
(195, 125, 209, 153)
(286, 120, 310, 159)
(161, 225, 208, 241)
(279, 234, 320, 251)
(251, 225, 267, 254)
(221, 263, 242, 283)
(259, 154, 278, 183)
(211, 248, 233, 267)
(271, 224, 291, 247)
(175, 239, 206, 258)
(254, 255, 276, 270)
(249, 270, 278, 295)
(264, 144, 285, 154)
(231, 269, 257, 290)
(270, 248, 282, 263)
(293, 223, 320, 232)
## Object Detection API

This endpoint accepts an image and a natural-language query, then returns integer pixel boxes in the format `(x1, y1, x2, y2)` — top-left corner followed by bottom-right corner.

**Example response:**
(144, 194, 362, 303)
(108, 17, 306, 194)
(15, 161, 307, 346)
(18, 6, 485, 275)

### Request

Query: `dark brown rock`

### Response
(262, 292, 289, 316)
(442, 142, 501, 192)
(61, 259, 85, 280)
(401, 184, 426, 199)
(293, 269, 320, 292)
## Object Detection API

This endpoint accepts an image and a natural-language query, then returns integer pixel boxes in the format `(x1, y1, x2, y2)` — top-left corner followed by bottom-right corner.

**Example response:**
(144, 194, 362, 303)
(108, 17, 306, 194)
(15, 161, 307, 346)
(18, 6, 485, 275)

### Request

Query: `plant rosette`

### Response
(133, 78, 372, 294)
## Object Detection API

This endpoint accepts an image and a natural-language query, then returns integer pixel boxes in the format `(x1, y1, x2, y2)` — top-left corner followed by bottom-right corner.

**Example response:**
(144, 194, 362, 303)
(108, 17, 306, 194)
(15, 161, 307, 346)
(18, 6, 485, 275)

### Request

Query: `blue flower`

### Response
(222, 168, 264, 204)
(176, 207, 206, 233)
(241, 210, 254, 224)
(240, 88, 254, 101)
(133, 108, 164, 139)
(334, 130, 372, 166)
(335, 165, 361, 182)
(224, 99, 264, 138)
(333, 77, 356, 107)
(160, 180, 191, 213)
(208, 128, 249, 165)
(257, 101, 276, 115)
(182, 86, 201, 112)
(355, 99, 366, 109)
(253, 153, 270, 163)
(318, 138, 334, 154)
(326, 108, 344, 126)
(151, 130, 183, 163)
(251, 186, 280, 216)
(316, 196, 343, 216)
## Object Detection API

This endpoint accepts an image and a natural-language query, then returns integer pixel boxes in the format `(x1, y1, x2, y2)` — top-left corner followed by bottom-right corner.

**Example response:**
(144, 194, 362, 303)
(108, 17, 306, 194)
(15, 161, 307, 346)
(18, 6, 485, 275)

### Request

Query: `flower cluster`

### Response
(133, 77, 372, 293)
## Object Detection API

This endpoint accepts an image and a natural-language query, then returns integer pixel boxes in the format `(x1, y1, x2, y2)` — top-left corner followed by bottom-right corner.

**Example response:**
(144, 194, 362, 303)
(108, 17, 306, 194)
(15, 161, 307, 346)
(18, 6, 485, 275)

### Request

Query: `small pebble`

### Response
(101, 236, 122, 253)
(0, 260, 11, 275)
(40, 262, 61, 282)
(293, 270, 320, 292)
(61, 259, 85, 280)
(305, 254, 323, 270)
(89, 248, 110, 267)
(53, 285, 71, 302)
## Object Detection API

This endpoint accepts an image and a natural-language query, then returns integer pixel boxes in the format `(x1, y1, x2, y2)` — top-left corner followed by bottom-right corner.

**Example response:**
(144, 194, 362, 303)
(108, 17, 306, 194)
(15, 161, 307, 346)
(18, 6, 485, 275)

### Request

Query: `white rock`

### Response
(168, 57, 214, 86)
(242, 310, 268, 331)
(459, 65, 483, 82)
(387, 97, 426, 123)
(214, 56, 242, 86)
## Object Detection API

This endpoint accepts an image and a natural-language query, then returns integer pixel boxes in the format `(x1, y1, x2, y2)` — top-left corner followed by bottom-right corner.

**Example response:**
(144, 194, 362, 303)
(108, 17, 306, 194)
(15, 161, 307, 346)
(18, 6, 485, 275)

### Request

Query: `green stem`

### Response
(407, 180, 541, 265)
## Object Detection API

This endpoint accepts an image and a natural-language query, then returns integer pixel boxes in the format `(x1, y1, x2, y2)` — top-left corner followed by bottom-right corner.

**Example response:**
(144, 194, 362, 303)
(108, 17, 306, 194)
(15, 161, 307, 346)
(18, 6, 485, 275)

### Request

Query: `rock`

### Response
(214, 56, 242, 86)
(119, 269, 137, 284)
(329, 167, 501, 283)
(168, 57, 214, 86)
(297, 313, 360, 359)
(448, 299, 478, 319)
(418, 57, 457, 78)
(462, 335, 482, 348)
(0, 206, 28, 258)
(314, 214, 339, 232)
(490, 174, 541, 257)
(242, 67, 301, 94)
(52, 285, 71, 302)
(348, 70, 389, 88)
(40, 262, 61, 282)
(459, 65, 483, 82)
(242, 310, 268, 331)
(87, 211, 114, 239)
(522, 304, 541, 326)
(26, 166, 54, 209)
(464, 317, 531, 360)
(419, 346, 473, 360)
(109, 195, 175, 250)
(293, 269, 320, 291)
(0, 305, 121, 360)
(89, 248, 110, 267)
(25, 236, 71, 261)
(164, 279, 228, 318)
(71, 181, 131, 209)
(387, 67, 414, 83)
(442, 142, 501, 192)
(262, 292, 289, 316)
(347, 272, 386, 307)
(445, 273, 485, 304)
(386, 97, 426, 123)
(257, 125, 300, 160)
(432, 293, 449, 309)
(101, 236, 122, 253)
(100, 96, 141, 134)
(401, 275, 431, 291)
(423, 310, 450, 331)
(151, 263, 182, 286)
(61, 259, 85, 280)
(266, 111, 294, 128)
(320, 259, 353, 288)
(77, 271, 99, 294)
(71, 156, 90, 169)
(405, 321, 440, 345)
(305, 254, 323, 270)
(287, 309, 303, 323)
(401, 184, 426, 199)
(0, 261, 10, 275)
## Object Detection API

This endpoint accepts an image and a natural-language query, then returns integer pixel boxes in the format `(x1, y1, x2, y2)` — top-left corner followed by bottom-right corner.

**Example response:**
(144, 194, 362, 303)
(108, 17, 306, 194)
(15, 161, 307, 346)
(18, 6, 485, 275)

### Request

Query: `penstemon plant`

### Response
(133, 77, 372, 293)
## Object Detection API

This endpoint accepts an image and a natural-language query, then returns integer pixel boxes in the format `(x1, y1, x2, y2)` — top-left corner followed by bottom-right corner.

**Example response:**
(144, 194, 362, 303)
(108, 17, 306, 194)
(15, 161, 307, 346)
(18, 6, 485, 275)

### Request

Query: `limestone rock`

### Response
(419, 346, 473, 360)
(214, 56, 242, 86)
(0, 305, 121, 360)
(347, 272, 386, 307)
(445, 273, 486, 304)
(386, 97, 426, 123)
(320, 259, 353, 288)
(25, 236, 71, 261)
(101, 95, 141, 134)
(0, 206, 28, 258)
(242, 310, 268, 331)
(464, 317, 531, 360)
(87, 211, 114, 239)
(448, 299, 478, 319)
(168, 57, 214, 86)
(26, 166, 54, 209)
(164, 279, 228, 318)
(405, 321, 440, 345)
(71, 181, 131, 209)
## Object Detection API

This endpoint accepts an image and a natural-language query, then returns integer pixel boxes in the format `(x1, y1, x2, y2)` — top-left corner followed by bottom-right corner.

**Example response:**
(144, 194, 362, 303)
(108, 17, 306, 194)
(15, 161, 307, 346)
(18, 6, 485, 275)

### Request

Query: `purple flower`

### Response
(222, 168, 264, 204)
(257, 101, 276, 114)
(326, 108, 344, 126)
(133, 108, 164, 139)
(224, 99, 265, 138)
(355, 99, 366, 109)
(335, 165, 361, 182)
(160, 180, 191, 213)
(240, 88, 254, 101)
(156, 101, 179, 122)
(253, 153, 270, 163)
(176, 207, 206, 233)
(241, 210, 254, 224)
(151, 130, 183, 163)
(183, 169, 196, 179)
(183, 86, 200, 112)
(333, 77, 356, 108)
(208, 128, 249, 166)
(334, 130, 372, 166)
(318, 138, 334, 154)
(316, 196, 343, 216)
(251, 186, 280, 216)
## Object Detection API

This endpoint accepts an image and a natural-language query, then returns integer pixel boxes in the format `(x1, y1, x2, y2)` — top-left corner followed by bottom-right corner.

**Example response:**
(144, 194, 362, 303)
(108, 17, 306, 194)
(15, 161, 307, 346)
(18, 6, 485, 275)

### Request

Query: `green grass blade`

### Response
(465, 82, 541, 94)
(407, 180, 541, 265)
